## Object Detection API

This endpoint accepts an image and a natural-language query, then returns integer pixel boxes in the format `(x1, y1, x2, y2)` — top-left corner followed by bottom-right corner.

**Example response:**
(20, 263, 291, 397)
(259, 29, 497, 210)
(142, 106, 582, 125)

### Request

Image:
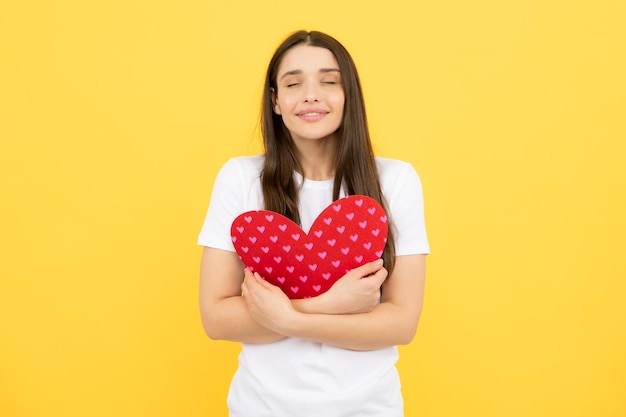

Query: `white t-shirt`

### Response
(198, 155, 430, 417)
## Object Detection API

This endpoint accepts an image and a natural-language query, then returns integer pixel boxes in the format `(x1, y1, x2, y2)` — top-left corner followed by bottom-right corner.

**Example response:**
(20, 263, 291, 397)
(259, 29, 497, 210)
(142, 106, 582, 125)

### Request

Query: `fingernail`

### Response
(375, 259, 384, 266)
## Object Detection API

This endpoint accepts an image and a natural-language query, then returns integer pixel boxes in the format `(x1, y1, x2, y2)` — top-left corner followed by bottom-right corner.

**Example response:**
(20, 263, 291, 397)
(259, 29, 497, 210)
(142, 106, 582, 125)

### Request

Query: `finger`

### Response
(253, 272, 279, 290)
(251, 272, 266, 287)
(246, 273, 261, 291)
(243, 268, 255, 279)
(353, 258, 384, 278)
(371, 267, 389, 285)
(243, 273, 267, 300)
(244, 272, 264, 296)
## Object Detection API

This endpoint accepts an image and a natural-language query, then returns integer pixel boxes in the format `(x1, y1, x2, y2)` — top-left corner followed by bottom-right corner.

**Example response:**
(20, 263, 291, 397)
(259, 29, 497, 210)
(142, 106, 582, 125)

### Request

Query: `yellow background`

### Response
(1, 1, 625, 416)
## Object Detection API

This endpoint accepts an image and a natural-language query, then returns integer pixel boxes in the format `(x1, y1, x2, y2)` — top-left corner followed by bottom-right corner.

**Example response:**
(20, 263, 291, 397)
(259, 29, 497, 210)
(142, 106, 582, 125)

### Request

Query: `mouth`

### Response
(296, 110, 329, 121)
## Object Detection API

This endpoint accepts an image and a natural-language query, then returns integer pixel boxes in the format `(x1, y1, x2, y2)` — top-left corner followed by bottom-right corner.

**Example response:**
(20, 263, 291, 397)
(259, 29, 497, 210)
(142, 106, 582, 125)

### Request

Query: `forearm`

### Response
(203, 294, 332, 342)
(291, 293, 340, 314)
(200, 247, 286, 344)
(290, 260, 387, 315)
(282, 301, 421, 351)
(241, 255, 426, 350)
(201, 296, 285, 344)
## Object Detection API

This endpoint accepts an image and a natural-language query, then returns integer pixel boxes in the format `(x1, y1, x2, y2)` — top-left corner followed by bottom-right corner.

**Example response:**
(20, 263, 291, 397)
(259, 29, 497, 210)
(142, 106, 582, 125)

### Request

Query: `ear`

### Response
(270, 87, 281, 115)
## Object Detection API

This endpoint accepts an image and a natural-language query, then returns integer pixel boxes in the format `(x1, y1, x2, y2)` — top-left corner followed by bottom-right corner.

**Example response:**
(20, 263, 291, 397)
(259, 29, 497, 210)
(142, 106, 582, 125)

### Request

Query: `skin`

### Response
(272, 44, 344, 180)
(199, 45, 426, 351)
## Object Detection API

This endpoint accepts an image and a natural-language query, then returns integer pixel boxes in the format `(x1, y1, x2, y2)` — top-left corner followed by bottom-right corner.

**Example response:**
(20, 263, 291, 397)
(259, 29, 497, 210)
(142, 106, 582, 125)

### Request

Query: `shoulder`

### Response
(374, 157, 430, 254)
(220, 155, 265, 175)
(374, 156, 425, 210)
(374, 157, 421, 186)
(214, 155, 264, 184)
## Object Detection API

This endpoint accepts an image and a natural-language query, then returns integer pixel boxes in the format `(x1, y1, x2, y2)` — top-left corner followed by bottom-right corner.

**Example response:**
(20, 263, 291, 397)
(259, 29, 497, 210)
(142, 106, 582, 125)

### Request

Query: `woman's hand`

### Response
(275, 255, 426, 350)
(238, 255, 425, 350)
(294, 259, 388, 315)
(241, 268, 300, 335)
(241, 259, 388, 334)
(199, 247, 286, 343)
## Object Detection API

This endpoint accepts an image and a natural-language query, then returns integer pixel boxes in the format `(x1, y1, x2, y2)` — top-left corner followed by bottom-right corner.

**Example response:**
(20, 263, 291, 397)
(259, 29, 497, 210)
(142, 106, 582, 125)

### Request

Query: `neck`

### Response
(293, 136, 337, 181)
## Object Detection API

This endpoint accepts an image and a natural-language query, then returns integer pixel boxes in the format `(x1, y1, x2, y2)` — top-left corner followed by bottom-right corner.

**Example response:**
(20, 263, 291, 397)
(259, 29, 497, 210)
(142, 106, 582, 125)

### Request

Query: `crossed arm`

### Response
(199, 247, 426, 351)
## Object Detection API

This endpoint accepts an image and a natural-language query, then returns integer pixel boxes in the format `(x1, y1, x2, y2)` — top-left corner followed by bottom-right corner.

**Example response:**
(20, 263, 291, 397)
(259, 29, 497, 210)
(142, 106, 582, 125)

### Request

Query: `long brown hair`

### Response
(260, 30, 396, 273)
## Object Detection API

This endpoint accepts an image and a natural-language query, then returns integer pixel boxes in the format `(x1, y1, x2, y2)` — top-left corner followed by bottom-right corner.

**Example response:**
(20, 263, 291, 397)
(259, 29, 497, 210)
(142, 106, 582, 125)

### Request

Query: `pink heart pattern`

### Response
(230, 195, 389, 299)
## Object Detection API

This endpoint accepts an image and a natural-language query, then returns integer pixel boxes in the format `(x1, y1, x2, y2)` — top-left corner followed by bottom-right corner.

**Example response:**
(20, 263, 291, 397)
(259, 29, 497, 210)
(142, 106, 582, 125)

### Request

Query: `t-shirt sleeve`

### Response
(197, 158, 256, 251)
(384, 161, 430, 256)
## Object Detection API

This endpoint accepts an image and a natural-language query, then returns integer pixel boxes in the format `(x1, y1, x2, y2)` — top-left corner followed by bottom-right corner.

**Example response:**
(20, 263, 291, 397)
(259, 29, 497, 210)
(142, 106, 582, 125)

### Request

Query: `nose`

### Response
(303, 82, 320, 102)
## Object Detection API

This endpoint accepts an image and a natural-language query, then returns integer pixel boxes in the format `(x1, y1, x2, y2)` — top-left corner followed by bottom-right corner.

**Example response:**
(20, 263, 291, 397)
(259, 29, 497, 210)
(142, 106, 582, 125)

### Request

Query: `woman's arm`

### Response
(242, 254, 426, 351)
(290, 259, 388, 315)
(199, 246, 387, 343)
(199, 247, 286, 343)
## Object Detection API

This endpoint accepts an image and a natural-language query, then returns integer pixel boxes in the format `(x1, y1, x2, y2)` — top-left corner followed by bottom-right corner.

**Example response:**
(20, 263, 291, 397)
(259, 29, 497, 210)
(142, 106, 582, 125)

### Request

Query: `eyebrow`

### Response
(279, 68, 340, 80)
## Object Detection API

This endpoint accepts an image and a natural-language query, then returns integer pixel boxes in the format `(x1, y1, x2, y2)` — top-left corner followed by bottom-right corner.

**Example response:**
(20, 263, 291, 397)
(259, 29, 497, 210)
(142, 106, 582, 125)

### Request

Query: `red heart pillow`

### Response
(230, 195, 388, 299)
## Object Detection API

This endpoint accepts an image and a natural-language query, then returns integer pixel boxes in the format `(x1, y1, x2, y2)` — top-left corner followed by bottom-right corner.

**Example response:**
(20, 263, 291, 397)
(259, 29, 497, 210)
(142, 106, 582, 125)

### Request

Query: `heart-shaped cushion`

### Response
(230, 195, 388, 299)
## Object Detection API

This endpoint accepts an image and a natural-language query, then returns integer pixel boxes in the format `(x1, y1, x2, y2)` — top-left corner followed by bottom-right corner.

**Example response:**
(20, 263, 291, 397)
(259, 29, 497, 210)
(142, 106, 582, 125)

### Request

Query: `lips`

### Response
(296, 108, 329, 122)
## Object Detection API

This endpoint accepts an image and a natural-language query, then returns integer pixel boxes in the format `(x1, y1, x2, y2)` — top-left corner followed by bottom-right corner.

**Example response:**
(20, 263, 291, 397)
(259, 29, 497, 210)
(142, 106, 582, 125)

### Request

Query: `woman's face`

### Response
(273, 44, 345, 145)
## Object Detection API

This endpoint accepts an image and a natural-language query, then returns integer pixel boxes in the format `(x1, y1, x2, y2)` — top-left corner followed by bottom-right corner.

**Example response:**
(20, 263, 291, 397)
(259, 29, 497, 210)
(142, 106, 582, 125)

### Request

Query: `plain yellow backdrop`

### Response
(1, 1, 625, 416)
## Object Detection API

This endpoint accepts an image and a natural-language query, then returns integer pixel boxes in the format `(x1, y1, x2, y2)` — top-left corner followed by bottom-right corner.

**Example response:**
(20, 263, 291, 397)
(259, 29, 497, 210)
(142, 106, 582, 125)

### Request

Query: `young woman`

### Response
(198, 30, 429, 417)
